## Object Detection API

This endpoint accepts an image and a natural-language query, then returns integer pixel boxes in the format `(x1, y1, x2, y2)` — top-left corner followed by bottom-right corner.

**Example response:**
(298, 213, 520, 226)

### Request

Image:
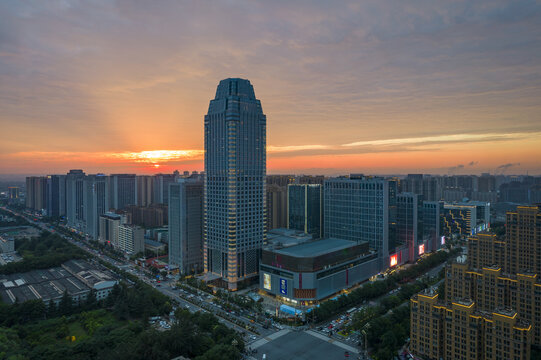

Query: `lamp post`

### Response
(361, 322, 370, 359)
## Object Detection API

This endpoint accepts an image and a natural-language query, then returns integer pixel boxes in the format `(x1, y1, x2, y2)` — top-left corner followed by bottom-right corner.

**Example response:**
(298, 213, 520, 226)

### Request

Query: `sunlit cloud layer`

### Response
(108, 150, 204, 163)
(342, 132, 541, 148)
(1, 1, 541, 175)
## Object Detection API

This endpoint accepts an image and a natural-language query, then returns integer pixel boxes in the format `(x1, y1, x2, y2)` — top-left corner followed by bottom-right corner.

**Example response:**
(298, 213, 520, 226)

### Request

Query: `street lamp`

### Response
(361, 322, 370, 359)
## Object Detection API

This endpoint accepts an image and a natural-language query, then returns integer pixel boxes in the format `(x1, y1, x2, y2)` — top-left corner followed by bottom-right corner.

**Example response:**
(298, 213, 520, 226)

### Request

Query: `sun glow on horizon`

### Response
(108, 150, 204, 163)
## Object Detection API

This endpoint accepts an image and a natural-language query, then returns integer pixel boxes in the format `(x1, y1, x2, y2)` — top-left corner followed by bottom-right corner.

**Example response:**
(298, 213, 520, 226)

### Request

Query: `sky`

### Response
(1, 0, 540, 176)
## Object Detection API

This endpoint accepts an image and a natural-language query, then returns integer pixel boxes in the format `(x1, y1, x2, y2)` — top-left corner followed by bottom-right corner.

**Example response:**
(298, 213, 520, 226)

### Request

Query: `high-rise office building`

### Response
(324, 175, 397, 270)
(66, 170, 86, 230)
(266, 184, 287, 231)
(25, 176, 47, 211)
(287, 184, 323, 239)
(83, 174, 109, 239)
(109, 174, 137, 210)
(204, 78, 266, 290)
(46, 175, 66, 218)
(396, 193, 423, 262)
(169, 179, 204, 274)
(137, 175, 154, 206)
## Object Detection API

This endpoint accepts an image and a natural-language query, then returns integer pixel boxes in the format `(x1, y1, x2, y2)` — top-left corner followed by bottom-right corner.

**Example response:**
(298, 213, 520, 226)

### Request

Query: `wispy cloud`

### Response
(267, 145, 331, 153)
(342, 132, 540, 148)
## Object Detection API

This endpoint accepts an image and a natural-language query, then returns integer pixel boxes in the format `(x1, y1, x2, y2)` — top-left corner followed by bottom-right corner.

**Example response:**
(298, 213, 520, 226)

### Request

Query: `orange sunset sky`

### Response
(1, 1, 540, 176)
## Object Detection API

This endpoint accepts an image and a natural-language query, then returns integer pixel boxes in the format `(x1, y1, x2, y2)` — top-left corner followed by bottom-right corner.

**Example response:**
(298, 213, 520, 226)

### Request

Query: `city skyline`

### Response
(1, 1, 541, 176)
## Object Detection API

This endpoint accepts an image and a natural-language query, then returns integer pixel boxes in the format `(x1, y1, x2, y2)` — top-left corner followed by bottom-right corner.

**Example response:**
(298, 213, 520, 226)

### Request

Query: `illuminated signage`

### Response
(263, 273, 271, 290)
(441, 236, 445, 245)
(280, 278, 287, 295)
(390, 254, 398, 267)
(419, 244, 425, 255)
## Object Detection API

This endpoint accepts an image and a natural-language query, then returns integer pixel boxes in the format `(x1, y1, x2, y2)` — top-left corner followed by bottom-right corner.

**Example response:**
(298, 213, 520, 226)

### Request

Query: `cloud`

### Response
(497, 162, 520, 169)
(267, 145, 331, 153)
(1, 1, 541, 173)
(448, 164, 465, 173)
(342, 132, 539, 148)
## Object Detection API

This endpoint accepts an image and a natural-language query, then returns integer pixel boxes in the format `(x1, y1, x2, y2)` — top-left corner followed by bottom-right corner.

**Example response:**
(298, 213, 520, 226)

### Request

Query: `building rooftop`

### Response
(273, 238, 361, 258)
(266, 228, 312, 249)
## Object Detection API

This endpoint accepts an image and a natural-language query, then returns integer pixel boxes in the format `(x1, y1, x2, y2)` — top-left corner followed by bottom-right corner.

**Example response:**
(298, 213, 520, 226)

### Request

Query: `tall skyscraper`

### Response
(169, 179, 204, 274)
(287, 184, 323, 239)
(109, 174, 137, 210)
(66, 170, 85, 230)
(46, 175, 66, 218)
(204, 78, 266, 290)
(83, 174, 109, 239)
(324, 175, 397, 271)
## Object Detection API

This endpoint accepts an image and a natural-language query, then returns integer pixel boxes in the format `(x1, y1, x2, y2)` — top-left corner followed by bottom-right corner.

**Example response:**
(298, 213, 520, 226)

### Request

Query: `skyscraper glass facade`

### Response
(324, 176, 396, 270)
(204, 78, 266, 290)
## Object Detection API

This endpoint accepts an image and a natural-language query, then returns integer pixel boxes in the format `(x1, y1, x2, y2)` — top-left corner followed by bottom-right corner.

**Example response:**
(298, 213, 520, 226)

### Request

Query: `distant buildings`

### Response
(25, 176, 47, 212)
(124, 204, 168, 228)
(266, 184, 287, 231)
(109, 174, 137, 210)
(442, 201, 490, 236)
(169, 179, 204, 274)
(7, 187, 19, 202)
(46, 175, 66, 217)
(98, 212, 127, 246)
(204, 78, 266, 290)
(153, 174, 177, 205)
(117, 224, 144, 255)
(137, 175, 154, 206)
(287, 184, 323, 239)
(83, 174, 109, 240)
(66, 169, 86, 230)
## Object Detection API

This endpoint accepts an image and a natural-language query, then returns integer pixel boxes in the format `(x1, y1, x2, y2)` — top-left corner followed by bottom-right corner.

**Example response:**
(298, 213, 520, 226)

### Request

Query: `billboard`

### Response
(279, 278, 287, 295)
(419, 244, 425, 255)
(390, 254, 398, 267)
(263, 273, 271, 290)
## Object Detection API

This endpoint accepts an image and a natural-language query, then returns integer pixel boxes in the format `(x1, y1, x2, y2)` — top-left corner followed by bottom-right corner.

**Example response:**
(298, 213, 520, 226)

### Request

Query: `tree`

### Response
(85, 289, 98, 310)
(59, 291, 73, 316)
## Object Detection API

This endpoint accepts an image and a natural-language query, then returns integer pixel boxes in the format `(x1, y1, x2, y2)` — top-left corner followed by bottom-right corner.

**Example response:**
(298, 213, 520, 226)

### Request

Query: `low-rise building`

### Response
(0, 260, 118, 305)
(260, 238, 378, 303)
